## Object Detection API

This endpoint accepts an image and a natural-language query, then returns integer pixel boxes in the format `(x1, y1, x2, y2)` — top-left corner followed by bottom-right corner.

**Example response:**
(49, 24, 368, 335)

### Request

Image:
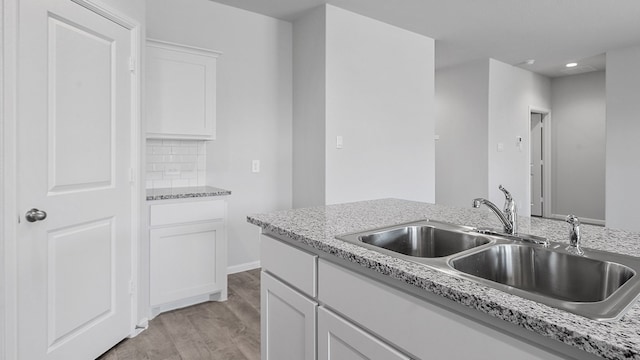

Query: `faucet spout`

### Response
(472, 198, 515, 234)
(472, 185, 518, 235)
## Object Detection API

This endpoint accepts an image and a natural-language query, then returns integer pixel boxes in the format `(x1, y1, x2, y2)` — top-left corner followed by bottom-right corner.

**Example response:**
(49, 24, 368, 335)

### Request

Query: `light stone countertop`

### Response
(146, 186, 231, 201)
(247, 198, 640, 360)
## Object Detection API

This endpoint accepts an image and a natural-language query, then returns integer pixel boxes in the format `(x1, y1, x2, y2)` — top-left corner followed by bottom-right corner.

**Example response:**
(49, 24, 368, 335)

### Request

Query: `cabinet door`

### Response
(150, 221, 226, 306)
(146, 40, 220, 140)
(318, 307, 410, 360)
(261, 272, 316, 360)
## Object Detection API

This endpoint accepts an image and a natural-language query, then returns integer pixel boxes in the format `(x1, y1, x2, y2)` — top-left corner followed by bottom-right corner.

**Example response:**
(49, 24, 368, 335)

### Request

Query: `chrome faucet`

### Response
(565, 214, 584, 255)
(472, 185, 518, 235)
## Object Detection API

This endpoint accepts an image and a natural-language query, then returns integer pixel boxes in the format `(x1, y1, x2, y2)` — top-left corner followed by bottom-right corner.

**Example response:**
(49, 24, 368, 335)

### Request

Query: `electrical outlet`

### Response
(252, 160, 260, 173)
(164, 165, 181, 176)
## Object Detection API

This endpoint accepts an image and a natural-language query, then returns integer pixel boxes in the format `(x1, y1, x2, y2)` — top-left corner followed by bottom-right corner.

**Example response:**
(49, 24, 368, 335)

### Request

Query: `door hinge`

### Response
(129, 279, 135, 295)
(129, 57, 136, 73)
(129, 167, 135, 184)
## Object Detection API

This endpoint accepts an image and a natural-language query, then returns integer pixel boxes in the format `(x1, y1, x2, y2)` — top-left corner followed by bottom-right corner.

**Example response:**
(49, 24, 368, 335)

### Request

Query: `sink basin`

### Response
(450, 244, 634, 302)
(360, 225, 491, 258)
(336, 220, 640, 320)
(338, 221, 491, 258)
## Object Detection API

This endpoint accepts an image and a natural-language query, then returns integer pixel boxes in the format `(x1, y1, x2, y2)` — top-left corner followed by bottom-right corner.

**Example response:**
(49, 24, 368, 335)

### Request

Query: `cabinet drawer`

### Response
(261, 235, 317, 297)
(150, 199, 225, 226)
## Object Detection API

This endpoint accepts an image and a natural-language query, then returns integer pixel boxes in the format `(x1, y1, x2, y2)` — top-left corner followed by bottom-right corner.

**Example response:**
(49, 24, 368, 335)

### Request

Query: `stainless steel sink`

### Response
(359, 224, 491, 258)
(337, 220, 491, 258)
(450, 244, 634, 302)
(336, 220, 640, 320)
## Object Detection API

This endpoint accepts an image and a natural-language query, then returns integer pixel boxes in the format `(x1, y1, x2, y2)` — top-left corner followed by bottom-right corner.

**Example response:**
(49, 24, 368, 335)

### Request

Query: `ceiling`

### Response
(209, 0, 640, 78)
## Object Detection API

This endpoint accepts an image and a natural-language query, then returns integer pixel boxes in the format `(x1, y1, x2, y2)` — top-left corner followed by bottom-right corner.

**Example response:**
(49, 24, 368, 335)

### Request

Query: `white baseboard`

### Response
(150, 290, 226, 319)
(227, 260, 261, 275)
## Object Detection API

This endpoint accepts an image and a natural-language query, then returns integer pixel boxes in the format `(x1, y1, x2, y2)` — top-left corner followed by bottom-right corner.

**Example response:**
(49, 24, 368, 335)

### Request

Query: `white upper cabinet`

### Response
(146, 39, 221, 140)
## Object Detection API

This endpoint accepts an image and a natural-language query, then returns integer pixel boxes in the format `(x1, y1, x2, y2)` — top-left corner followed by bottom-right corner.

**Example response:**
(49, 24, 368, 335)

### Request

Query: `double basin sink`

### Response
(336, 220, 640, 321)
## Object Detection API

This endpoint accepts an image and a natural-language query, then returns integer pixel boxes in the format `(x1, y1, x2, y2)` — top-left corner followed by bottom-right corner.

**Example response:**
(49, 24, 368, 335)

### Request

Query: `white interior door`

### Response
(530, 113, 543, 217)
(17, 0, 134, 359)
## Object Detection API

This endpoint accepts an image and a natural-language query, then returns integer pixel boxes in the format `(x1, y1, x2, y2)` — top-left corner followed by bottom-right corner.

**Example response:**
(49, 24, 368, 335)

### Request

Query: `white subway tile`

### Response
(152, 163, 165, 172)
(181, 163, 196, 171)
(144, 138, 207, 190)
(153, 180, 171, 188)
(197, 156, 206, 170)
(172, 147, 191, 155)
(180, 140, 198, 147)
(147, 155, 163, 163)
(154, 146, 171, 155)
(146, 171, 163, 180)
(172, 179, 190, 188)
(180, 170, 197, 179)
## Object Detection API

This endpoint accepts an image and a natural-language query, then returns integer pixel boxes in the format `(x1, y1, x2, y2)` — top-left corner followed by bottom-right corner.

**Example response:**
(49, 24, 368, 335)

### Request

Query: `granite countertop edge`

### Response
(247, 199, 640, 360)
(146, 186, 231, 201)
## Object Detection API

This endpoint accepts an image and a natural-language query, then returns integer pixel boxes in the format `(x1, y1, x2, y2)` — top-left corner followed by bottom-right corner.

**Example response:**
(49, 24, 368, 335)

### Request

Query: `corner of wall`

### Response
(292, 5, 327, 208)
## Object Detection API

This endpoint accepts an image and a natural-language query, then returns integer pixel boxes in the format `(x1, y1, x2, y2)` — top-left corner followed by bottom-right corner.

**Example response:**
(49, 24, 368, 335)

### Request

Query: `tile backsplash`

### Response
(146, 139, 206, 189)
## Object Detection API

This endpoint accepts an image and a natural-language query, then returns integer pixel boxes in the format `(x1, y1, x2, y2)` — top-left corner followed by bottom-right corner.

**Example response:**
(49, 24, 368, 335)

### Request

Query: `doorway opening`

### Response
(529, 108, 551, 218)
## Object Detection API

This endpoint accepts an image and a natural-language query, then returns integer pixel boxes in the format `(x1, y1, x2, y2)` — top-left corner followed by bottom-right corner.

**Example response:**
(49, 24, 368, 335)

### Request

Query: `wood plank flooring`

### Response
(98, 269, 261, 360)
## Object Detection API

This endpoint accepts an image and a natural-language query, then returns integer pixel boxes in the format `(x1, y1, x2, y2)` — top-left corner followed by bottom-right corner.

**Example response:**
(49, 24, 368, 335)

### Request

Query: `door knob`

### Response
(25, 208, 47, 222)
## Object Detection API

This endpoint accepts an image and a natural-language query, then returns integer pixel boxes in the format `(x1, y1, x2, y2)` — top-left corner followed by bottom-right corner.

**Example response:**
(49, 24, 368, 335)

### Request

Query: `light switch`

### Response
(516, 136, 523, 152)
(336, 135, 344, 149)
(497, 143, 504, 152)
(252, 160, 260, 173)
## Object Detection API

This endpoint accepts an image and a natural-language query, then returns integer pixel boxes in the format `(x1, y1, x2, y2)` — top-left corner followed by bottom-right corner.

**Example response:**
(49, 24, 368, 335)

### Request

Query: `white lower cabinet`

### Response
(260, 235, 585, 360)
(150, 221, 225, 305)
(317, 307, 410, 360)
(261, 271, 317, 360)
(149, 198, 227, 316)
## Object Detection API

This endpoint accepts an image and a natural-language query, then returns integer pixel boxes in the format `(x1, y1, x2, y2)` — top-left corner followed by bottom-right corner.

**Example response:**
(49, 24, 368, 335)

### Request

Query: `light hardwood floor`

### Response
(98, 269, 261, 360)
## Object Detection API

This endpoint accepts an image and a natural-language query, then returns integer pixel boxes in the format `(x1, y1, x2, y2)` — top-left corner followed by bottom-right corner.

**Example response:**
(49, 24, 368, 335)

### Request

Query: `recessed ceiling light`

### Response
(566, 62, 578, 68)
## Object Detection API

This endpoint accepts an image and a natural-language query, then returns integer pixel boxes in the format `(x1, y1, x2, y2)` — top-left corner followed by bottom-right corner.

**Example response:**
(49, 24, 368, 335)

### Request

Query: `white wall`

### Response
(550, 71, 605, 222)
(292, 7, 326, 208)
(436, 59, 550, 214)
(324, 5, 435, 204)
(146, 0, 293, 269)
(487, 59, 551, 216)
(606, 45, 640, 231)
(435, 60, 489, 207)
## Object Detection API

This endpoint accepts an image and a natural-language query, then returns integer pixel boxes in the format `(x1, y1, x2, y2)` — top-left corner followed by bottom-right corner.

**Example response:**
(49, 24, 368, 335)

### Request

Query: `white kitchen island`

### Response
(248, 199, 640, 360)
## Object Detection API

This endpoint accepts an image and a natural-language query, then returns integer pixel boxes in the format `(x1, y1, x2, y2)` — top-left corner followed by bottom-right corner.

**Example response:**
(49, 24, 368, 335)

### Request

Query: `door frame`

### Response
(1, 1, 142, 359)
(527, 106, 552, 219)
